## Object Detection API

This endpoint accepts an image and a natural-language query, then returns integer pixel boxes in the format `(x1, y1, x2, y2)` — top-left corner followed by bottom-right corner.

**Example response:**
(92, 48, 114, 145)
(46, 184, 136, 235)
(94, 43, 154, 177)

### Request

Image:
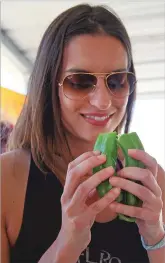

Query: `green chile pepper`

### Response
(93, 132, 123, 202)
(93, 131, 145, 223)
(93, 132, 117, 197)
(117, 132, 145, 222)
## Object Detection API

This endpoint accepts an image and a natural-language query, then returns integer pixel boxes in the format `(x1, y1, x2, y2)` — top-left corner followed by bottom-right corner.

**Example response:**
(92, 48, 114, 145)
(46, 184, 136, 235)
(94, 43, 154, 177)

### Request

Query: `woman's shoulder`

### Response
(1, 149, 31, 182)
(1, 149, 31, 233)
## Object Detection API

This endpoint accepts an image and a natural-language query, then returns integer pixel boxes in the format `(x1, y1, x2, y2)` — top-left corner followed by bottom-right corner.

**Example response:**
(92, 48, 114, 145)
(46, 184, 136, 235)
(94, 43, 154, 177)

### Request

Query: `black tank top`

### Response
(10, 157, 149, 263)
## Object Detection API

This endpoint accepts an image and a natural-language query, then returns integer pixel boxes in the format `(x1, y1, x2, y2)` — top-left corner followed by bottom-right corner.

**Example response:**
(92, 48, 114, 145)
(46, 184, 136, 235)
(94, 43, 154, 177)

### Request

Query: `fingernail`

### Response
(93, 150, 101, 155)
(128, 149, 136, 154)
(109, 203, 116, 209)
(113, 187, 120, 194)
(107, 166, 114, 173)
(97, 154, 106, 160)
(109, 177, 117, 183)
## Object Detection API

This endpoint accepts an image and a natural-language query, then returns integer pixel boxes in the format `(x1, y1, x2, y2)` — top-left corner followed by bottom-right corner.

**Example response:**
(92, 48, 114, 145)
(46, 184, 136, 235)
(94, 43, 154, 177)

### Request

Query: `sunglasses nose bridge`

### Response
(94, 74, 111, 94)
(89, 75, 113, 103)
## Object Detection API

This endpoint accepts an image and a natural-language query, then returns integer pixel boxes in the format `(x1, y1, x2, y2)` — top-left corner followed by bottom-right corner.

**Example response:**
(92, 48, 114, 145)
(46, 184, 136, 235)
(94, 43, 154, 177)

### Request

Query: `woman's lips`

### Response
(81, 114, 112, 126)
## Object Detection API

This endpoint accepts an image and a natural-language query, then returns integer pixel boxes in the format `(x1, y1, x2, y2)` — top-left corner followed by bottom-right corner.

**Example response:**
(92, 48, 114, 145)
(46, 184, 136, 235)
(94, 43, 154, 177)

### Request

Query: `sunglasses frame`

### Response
(58, 71, 137, 100)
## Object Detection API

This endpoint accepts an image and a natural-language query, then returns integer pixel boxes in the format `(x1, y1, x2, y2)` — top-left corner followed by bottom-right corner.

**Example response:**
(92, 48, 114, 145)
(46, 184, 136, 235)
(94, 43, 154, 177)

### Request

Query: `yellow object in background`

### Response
(1, 86, 25, 124)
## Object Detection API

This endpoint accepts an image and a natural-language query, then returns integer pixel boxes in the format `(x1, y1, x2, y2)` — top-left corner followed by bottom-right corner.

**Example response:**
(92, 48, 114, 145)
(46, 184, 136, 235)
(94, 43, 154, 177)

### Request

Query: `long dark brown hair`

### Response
(8, 4, 136, 183)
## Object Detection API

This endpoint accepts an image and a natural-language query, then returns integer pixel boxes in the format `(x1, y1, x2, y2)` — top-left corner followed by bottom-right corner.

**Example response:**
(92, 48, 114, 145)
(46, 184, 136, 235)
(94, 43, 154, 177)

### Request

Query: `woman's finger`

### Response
(109, 202, 160, 222)
(117, 167, 162, 197)
(73, 186, 120, 228)
(67, 150, 100, 171)
(63, 154, 106, 201)
(109, 176, 157, 204)
(88, 187, 121, 217)
(71, 187, 120, 232)
(70, 166, 115, 207)
(128, 149, 158, 177)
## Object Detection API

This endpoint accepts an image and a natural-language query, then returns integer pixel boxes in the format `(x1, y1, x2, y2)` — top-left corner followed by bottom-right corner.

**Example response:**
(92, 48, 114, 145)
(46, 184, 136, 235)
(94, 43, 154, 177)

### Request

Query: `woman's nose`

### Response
(89, 77, 112, 110)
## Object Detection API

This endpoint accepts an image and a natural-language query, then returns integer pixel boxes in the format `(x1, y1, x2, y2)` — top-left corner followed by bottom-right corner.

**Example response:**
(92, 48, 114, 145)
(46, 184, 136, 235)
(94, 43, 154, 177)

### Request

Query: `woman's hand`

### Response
(58, 151, 121, 261)
(108, 149, 165, 246)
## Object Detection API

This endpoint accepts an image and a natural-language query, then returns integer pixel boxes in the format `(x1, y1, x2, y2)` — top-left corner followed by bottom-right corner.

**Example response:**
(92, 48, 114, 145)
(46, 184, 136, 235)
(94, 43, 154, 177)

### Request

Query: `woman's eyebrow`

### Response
(65, 68, 128, 73)
(65, 68, 90, 73)
(113, 68, 128, 72)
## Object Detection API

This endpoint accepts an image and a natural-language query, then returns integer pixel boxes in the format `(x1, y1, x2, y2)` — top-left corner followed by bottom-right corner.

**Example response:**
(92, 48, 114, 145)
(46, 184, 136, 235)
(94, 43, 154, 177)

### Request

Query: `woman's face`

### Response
(59, 34, 129, 143)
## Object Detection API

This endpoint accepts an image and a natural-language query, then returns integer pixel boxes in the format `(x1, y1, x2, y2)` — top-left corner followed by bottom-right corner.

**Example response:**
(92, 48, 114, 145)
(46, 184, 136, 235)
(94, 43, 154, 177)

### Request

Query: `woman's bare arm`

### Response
(147, 165, 165, 263)
(1, 150, 30, 263)
(1, 216, 10, 263)
(1, 154, 10, 263)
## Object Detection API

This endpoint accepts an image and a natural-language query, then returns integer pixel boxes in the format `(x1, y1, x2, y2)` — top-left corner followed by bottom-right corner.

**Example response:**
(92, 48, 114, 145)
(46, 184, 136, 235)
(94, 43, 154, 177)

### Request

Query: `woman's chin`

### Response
(80, 132, 100, 144)
(79, 128, 112, 144)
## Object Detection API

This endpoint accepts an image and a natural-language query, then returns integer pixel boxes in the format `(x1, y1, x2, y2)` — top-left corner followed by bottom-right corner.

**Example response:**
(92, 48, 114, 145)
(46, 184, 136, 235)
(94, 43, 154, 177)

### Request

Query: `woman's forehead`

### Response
(62, 34, 128, 73)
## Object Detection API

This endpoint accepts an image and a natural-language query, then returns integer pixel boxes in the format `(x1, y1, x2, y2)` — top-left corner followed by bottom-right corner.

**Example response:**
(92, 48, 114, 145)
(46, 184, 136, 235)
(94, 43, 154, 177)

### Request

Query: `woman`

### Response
(1, 4, 165, 263)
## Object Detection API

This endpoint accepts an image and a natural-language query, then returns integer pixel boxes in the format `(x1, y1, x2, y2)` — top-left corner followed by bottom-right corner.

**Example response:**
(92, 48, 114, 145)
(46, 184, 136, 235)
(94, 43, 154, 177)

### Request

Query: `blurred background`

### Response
(1, 1, 165, 167)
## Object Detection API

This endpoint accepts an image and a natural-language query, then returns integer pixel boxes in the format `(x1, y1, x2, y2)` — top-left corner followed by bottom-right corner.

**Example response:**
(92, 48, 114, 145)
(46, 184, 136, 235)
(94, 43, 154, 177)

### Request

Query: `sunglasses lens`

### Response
(107, 72, 136, 97)
(63, 73, 97, 99)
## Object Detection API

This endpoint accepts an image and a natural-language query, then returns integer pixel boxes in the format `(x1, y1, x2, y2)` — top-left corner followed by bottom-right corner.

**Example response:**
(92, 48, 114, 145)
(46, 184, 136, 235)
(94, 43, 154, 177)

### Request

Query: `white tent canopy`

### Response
(1, 0, 165, 96)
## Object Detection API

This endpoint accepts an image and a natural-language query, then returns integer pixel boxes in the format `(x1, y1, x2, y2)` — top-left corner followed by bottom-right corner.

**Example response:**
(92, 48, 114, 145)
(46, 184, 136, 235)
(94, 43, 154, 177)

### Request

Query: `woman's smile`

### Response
(80, 112, 113, 127)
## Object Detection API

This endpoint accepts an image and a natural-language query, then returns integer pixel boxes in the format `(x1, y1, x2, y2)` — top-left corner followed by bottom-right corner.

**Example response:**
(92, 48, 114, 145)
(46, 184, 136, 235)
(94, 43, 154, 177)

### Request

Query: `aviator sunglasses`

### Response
(58, 71, 137, 100)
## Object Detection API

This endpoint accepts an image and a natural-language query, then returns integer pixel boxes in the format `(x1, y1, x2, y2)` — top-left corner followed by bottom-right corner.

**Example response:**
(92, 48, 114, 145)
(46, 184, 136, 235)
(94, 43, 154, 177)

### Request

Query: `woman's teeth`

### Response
(84, 115, 110, 121)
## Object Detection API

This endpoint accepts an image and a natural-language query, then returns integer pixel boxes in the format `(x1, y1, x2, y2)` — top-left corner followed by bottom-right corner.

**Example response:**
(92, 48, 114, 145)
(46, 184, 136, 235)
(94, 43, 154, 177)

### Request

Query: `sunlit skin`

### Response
(59, 35, 129, 157)
(58, 35, 165, 242)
